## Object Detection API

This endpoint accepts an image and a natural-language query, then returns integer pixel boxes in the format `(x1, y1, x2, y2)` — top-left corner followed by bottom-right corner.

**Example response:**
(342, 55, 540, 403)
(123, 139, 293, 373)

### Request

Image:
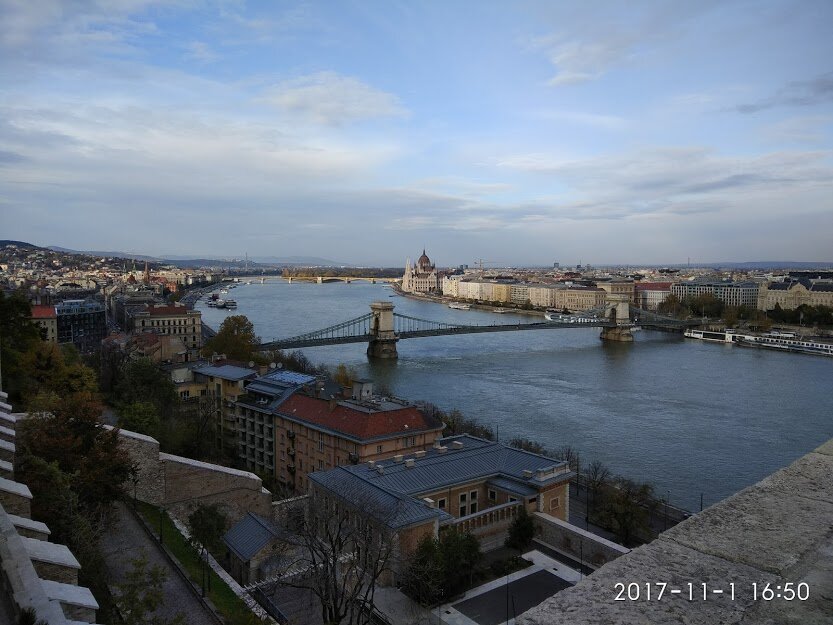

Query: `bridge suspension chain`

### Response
(278, 312, 374, 343)
(392, 312, 472, 333)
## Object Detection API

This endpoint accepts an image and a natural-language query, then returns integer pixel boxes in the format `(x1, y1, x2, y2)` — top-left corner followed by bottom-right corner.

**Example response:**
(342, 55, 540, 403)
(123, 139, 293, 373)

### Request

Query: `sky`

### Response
(1, 0, 832, 266)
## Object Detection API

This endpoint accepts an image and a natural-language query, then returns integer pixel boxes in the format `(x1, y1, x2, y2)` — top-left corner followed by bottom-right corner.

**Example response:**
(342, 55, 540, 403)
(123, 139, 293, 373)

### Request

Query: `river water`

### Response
(197, 279, 833, 511)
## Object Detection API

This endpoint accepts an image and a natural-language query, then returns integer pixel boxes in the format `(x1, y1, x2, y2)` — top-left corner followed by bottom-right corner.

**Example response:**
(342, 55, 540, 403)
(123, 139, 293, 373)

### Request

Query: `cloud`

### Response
(260, 72, 408, 126)
(530, 33, 639, 86)
(183, 41, 219, 63)
(734, 71, 833, 113)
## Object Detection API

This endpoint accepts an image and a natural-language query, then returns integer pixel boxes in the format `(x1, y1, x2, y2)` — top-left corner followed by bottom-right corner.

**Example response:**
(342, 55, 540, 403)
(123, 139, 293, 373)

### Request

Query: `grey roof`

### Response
(264, 370, 317, 385)
(486, 477, 538, 497)
(194, 364, 257, 381)
(309, 434, 572, 530)
(224, 513, 282, 562)
(310, 468, 453, 529)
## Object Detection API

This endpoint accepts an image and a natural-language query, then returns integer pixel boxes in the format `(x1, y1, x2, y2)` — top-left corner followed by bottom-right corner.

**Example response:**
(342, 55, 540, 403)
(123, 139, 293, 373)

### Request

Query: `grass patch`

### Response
(134, 501, 260, 625)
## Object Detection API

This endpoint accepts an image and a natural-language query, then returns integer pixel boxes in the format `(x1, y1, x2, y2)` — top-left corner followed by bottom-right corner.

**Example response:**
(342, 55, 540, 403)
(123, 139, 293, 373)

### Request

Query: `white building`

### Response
(402, 250, 440, 294)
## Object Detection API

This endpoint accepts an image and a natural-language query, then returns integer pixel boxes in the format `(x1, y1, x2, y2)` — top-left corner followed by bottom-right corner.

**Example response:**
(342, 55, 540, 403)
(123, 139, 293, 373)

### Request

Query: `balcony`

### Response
(446, 501, 523, 537)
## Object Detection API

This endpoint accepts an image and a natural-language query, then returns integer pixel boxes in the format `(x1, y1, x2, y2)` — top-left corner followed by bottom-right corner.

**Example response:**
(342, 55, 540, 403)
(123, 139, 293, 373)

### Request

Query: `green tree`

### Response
(599, 477, 655, 546)
(505, 507, 536, 553)
(686, 294, 724, 318)
(656, 294, 686, 318)
(118, 402, 161, 437)
(115, 358, 178, 417)
(201, 314, 260, 361)
(0, 290, 41, 403)
(403, 529, 482, 604)
(115, 553, 185, 625)
(188, 503, 227, 556)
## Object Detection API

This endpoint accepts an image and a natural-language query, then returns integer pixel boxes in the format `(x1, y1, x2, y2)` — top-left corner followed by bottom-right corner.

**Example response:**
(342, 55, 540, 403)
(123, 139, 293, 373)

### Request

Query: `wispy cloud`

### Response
(529, 32, 639, 86)
(734, 71, 833, 113)
(183, 41, 219, 63)
(260, 72, 408, 126)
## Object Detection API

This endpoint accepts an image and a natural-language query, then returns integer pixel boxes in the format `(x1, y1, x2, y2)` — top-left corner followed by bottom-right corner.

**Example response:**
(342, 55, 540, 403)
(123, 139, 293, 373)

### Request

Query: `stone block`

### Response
(23, 536, 81, 584)
(519, 538, 779, 625)
(663, 481, 833, 577)
(0, 476, 32, 517)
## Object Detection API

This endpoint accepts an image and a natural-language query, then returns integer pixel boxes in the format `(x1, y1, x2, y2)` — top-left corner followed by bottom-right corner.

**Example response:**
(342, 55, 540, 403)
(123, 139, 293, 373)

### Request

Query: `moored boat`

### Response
(448, 302, 471, 310)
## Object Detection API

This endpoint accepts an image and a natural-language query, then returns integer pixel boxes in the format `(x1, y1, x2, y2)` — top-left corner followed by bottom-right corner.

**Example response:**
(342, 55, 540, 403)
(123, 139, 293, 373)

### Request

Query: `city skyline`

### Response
(2, 1, 832, 265)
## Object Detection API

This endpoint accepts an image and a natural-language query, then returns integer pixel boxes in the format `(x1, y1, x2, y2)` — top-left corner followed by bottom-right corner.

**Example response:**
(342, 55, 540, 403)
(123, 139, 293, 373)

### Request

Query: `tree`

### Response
(686, 294, 724, 319)
(0, 290, 41, 403)
(115, 553, 185, 625)
(281, 489, 399, 625)
(598, 477, 655, 546)
(115, 358, 178, 418)
(19, 342, 98, 410)
(586, 460, 611, 517)
(402, 528, 482, 604)
(201, 314, 260, 361)
(118, 402, 161, 437)
(505, 508, 536, 553)
(656, 294, 686, 318)
(188, 503, 227, 556)
(333, 363, 357, 388)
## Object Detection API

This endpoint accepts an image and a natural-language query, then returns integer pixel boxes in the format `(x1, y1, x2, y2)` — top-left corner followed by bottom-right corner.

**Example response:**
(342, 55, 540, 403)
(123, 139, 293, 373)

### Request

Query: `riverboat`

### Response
(685, 329, 833, 357)
(222, 299, 238, 309)
(448, 302, 471, 310)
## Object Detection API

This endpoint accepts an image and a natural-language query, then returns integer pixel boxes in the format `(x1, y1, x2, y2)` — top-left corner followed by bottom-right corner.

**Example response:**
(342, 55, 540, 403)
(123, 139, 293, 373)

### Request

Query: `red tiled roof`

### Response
(31, 305, 56, 319)
(277, 394, 443, 441)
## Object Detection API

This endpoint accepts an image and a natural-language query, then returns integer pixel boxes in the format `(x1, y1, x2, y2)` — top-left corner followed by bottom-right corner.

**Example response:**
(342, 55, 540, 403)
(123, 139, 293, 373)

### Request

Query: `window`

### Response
(459, 505, 467, 517)
(376, 445, 383, 454)
(437, 498, 446, 510)
(470, 490, 477, 501)
(318, 459, 324, 470)
(318, 439, 324, 452)
(549, 497, 560, 511)
(488, 489, 496, 501)
(509, 497, 517, 503)
(459, 493, 467, 503)
(529, 497, 537, 504)
(470, 502, 477, 514)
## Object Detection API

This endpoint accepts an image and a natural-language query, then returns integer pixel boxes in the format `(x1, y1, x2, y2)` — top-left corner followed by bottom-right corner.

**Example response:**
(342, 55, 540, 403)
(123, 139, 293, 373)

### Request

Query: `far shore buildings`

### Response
(671, 278, 759, 309)
(402, 249, 440, 294)
(757, 277, 833, 311)
(131, 302, 202, 350)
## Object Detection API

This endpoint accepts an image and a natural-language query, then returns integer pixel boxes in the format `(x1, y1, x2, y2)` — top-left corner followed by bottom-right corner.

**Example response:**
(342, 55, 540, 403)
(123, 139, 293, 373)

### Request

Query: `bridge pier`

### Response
(368, 301, 398, 359)
(600, 326, 634, 342)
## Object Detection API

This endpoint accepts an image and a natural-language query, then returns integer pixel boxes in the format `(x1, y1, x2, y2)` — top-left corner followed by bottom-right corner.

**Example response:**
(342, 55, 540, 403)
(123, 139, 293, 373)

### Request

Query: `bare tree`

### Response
(586, 460, 611, 518)
(279, 487, 399, 625)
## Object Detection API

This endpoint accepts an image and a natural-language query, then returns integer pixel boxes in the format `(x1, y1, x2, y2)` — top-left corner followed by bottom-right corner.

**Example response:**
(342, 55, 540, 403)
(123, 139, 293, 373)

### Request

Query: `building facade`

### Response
(55, 299, 107, 353)
(30, 305, 58, 343)
(235, 377, 444, 493)
(671, 280, 760, 309)
(757, 280, 833, 310)
(131, 303, 202, 350)
(402, 250, 440, 293)
(634, 282, 672, 310)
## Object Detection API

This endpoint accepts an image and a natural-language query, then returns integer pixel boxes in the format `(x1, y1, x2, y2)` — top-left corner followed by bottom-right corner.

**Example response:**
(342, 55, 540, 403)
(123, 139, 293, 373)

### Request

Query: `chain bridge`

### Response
(258, 299, 706, 359)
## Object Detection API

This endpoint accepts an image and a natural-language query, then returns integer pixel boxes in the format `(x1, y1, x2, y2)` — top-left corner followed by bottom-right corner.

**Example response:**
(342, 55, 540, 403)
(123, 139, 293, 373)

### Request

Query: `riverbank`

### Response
(390, 284, 546, 318)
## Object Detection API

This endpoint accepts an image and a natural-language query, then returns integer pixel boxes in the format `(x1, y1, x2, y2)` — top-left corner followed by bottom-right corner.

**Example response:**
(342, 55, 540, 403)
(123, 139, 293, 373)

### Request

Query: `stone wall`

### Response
(111, 426, 272, 524)
(520, 438, 833, 625)
(533, 512, 629, 568)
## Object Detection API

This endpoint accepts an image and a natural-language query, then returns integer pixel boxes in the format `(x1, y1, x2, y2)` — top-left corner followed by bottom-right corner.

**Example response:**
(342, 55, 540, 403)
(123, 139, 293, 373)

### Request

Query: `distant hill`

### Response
(1, 240, 45, 249)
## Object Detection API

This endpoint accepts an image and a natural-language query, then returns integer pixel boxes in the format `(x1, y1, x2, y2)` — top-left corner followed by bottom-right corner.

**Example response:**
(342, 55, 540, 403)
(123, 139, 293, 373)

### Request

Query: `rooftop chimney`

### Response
(423, 497, 435, 508)
(522, 469, 533, 478)
(414, 450, 426, 458)
(393, 454, 403, 463)
(351, 379, 374, 401)
(405, 459, 415, 468)
(437, 446, 447, 454)
(376, 465, 385, 475)
(452, 440, 464, 449)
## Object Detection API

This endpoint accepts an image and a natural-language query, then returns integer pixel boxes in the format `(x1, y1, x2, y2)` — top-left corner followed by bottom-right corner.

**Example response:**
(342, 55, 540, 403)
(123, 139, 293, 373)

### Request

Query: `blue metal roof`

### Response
(487, 477, 537, 497)
(263, 370, 317, 385)
(223, 513, 282, 562)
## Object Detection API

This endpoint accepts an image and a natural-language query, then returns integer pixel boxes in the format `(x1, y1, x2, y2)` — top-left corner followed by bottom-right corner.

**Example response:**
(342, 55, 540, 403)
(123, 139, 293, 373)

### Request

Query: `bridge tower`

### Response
(367, 301, 399, 358)
(600, 294, 634, 343)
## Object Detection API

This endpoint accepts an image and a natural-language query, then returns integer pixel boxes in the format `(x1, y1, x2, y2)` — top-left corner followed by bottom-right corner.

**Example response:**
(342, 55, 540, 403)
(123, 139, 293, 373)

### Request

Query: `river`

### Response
(197, 279, 833, 511)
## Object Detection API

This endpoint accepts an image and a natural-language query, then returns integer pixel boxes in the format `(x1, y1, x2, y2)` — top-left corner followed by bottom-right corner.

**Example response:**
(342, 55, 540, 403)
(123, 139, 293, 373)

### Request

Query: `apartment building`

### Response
(671, 279, 760, 308)
(634, 282, 672, 310)
(55, 299, 107, 353)
(131, 302, 202, 350)
(235, 376, 444, 493)
(757, 279, 833, 310)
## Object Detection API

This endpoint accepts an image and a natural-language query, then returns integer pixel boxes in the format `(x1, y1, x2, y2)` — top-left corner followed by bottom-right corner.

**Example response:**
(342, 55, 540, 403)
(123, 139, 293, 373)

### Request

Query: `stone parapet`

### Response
(8, 514, 50, 540)
(519, 438, 833, 625)
(22, 536, 81, 585)
(0, 439, 15, 463)
(533, 513, 629, 568)
(0, 476, 32, 517)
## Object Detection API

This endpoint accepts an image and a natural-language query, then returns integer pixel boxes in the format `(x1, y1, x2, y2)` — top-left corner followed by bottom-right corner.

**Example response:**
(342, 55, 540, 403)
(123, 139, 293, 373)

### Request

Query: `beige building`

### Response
(131, 302, 202, 350)
(309, 434, 574, 580)
(757, 280, 833, 310)
(597, 279, 636, 304)
(402, 250, 440, 293)
(30, 305, 57, 343)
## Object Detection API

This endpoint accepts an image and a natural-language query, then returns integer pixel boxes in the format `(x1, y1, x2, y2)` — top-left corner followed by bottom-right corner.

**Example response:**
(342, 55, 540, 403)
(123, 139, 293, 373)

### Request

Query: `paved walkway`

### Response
(99, 501, 218, 625)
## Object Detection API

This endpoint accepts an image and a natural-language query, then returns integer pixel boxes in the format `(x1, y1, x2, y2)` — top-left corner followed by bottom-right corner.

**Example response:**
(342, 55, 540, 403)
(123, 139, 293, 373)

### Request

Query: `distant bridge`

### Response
(284, 276, 397, 284)
(259, 299, 707, 359)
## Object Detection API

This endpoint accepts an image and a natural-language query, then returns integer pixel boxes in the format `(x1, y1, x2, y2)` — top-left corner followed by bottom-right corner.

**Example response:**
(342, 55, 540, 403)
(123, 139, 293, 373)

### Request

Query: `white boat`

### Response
(448, 302, 471, 310)
(545, 312, 571, 322)
(223, 299, 238, 309)
(220, 288, 229, 294)
(215, 299, 225, 307)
